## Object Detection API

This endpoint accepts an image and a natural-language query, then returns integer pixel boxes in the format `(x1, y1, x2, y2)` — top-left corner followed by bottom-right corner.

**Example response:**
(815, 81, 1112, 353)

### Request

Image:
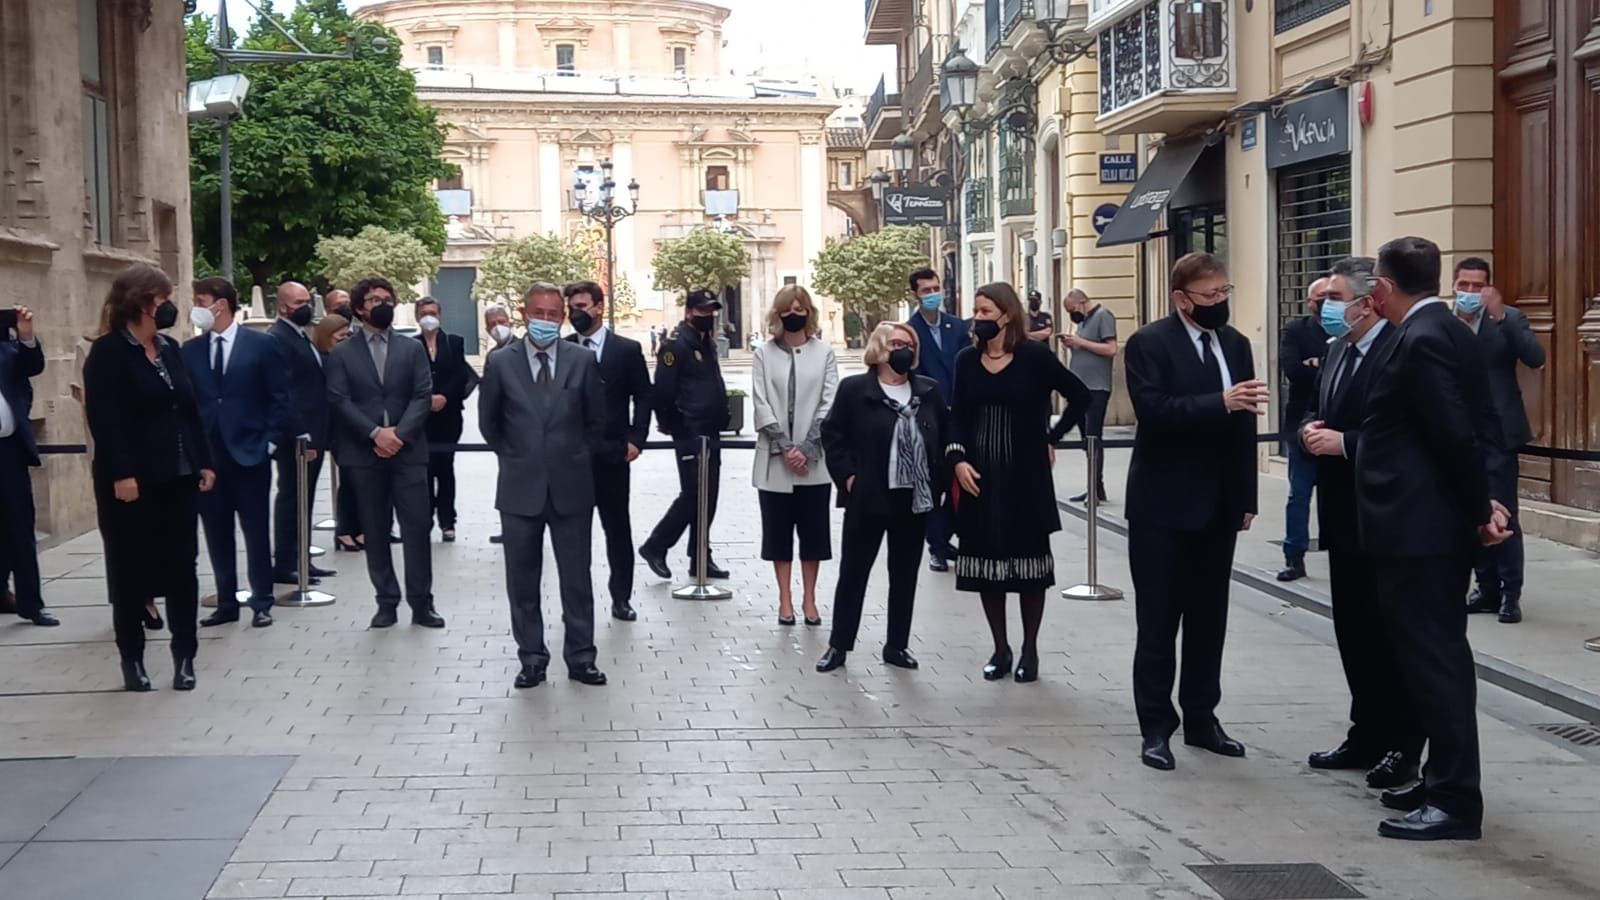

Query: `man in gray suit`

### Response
(479, 282, 608, 688)
(1451, 258, 1545, 624)
(325, 277, 445, 630)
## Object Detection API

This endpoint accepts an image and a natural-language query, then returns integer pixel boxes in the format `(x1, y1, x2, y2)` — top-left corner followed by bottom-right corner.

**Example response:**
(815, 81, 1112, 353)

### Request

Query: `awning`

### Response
(1095, 137, 1209, 248)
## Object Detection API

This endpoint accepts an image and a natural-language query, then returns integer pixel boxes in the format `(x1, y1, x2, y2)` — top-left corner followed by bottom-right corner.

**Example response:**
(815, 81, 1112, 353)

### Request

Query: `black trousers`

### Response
(272, 446, 324, 574)
(593, 458, 635, 607)
(0, 436, 42, 617)
(428, 450, 458, 530)
(1375, 553, 1482, 824)
(1328, 547, 1423, 760)
(198, 452, 274, 612)
(346, 462, 433, 611)
(1129, 520, 1237, 739)
(644, 432, 721, 563)
(333, 456, 362, 537)
(1474, 447, 1524, 600)
(829, 494, 924, 653)
(96, 475, 199, 662)
(502, 506, 596, 670)
(1076, 389, 1111, 493)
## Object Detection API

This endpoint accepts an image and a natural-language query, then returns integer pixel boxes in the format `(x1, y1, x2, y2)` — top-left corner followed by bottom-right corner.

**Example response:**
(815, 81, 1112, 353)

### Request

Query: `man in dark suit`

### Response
(1277, 277, 1330, 582)
(417, 296, 480, 542)
(0, 305, 58, 626)
(184, 277, 294, 629)
(1299, 257, 1420, 789)
(1451, 258, 1545, 624)
(564, 281, 650, 621)
(269, 281, 335, 586)
(1356, 236, 1512, 841)
(1124, 252, 1266, 772)
(480, 282, 608, 688)
(325, 277, 444, 630)
(904, 267, 968, 572)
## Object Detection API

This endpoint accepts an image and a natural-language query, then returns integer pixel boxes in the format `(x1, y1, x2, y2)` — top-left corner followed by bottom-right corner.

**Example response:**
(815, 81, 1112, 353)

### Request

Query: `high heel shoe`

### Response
(121, 659, 153, 692)
(802, 603, 821, 627)
(777, 614, 796, 626)
(1014, 650, 1039, 683)
(142, 605, 164, 631)
(983, 647, 1012, 682)
(172, 657, 196, 691)
(335, 535, 361, 552)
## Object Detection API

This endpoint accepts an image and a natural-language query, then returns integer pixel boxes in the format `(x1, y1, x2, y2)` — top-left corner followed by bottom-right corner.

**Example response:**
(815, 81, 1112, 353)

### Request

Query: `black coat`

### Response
(1468, 307, 1544, 450)
(83, 331, 213, 485)
(1307, 323, 1396, 554)
(1279, 314, 1328, 443)
(1124, 313, 1259, 532)
(1355, 302, 1499, 558)
(566, 330, 651, 464)
(269, 318, 330, 451)
(653, 322, 727, 435)
(423, 331, 480, 446)
(0, 337, 43, 466)
(821, 372, 947, 517)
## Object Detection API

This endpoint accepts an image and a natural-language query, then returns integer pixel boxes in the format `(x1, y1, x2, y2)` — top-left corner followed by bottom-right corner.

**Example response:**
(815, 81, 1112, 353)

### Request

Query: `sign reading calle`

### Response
(1099, 153, 1138, 184)
(1266, 88, 1350, 170)
(880, 185, 950, 227)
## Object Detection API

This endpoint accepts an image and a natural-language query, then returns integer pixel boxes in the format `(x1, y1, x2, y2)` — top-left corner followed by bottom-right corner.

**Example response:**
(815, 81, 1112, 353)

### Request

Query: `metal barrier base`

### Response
(308, 545, 326, 558)
(672, 584, 733, 601)
(1061, 583, 1124, 601)
(276, 589, 336, 608)
(201, 590, 253, 609)
(314, 518, 336, 531)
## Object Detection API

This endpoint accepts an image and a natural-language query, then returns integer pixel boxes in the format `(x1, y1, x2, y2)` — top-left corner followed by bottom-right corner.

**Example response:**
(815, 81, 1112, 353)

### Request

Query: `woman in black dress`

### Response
(84, 264, 215, 692)
(948, 282, 1090, 683)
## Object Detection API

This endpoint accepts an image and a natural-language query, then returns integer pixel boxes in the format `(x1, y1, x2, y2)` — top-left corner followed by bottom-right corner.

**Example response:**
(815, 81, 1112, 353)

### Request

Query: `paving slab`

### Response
(0, 838, 237, 900)
(40, 756, 292, 842)
(0, 757, 113, 841)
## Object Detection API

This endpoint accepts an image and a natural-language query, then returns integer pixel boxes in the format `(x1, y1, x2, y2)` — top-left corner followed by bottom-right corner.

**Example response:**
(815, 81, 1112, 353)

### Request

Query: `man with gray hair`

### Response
(484, 304, 515, 352)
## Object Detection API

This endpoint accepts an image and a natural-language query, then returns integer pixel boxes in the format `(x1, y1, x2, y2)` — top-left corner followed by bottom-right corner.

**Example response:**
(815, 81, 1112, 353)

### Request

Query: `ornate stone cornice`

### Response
(434, 101, 832, 132)
(536, 15, 594, 49)
(407, 20, 459, 47)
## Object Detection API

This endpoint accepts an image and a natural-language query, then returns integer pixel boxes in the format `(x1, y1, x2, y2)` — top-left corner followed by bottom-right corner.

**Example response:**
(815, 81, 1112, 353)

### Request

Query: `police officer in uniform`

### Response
(640, 289, 731, 580)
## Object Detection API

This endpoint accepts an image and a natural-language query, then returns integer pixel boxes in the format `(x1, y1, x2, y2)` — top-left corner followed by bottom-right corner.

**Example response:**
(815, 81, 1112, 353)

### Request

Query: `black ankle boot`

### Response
(122, 659, 152, 692)
(172, 657, 196, 691)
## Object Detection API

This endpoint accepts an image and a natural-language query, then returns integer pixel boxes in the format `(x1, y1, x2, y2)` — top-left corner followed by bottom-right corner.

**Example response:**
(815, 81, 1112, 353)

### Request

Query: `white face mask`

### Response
(490, 324, 513, 345)
(419, 315, 441, 333)
(190, 305, 216, 333)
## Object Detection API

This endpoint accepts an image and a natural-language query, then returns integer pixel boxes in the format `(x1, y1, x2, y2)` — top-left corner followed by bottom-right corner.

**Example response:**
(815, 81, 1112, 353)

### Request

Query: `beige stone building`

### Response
(357, 0, 842, 351)
(1, 0, 193, 538)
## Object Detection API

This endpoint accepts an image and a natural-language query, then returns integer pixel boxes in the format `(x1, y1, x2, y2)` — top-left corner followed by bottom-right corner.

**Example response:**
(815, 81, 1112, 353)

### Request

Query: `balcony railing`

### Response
(865, 75, 903, 145)
(985, 0, 1003, 61)
(1274, 0, 1348, 33)
(963, 179, 993, 233)
(1002, 0, 1034, 39)
(902, 41, 937, 128)
(1093, 0, 1234, 121)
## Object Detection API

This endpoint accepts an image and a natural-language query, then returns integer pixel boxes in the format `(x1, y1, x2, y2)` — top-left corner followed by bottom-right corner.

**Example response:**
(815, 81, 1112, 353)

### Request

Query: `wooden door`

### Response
(1495, 0, 1600, 510)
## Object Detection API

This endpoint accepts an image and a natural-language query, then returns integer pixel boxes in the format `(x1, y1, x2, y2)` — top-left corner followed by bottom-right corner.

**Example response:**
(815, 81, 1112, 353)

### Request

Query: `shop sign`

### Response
(1266, 88, 1350, 169)
(880, 185, 950, 226)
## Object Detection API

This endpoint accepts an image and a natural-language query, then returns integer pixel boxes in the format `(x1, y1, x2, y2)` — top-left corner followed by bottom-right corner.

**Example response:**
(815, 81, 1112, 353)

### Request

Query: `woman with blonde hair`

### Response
(751, 285, 839, 626)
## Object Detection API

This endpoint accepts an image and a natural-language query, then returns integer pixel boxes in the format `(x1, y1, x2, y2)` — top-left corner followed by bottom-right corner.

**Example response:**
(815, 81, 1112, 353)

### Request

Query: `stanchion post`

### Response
(278, 437, 336, 608)
(1062, 435, 1123, 601)
(315, 457, 337, 531)
(672, 434, 732, 601)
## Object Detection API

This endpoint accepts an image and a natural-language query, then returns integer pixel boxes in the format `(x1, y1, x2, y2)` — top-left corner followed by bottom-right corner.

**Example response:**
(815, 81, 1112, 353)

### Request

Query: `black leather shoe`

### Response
(1141, 736, 1175, 771)
(1308, 742, 1378, 770)
(1465, 587, 1500, 614)
(1498, 596, 1523, 624)
(121, 660, 153, 692)
(612, 602, 638, 622)
(200, 609, 240, 627)
(1184, 723, 1247, 758)
(882, 647, 918, 670)
(172, 657, 196, 691)
(1378, 805, 1481, 841)
(143, 606, 164, 631)
(1366, 751, 1419, 789)
(816, 647, 847, 672)
(308, 564, 337, 578)
(22, 610, 60, 627)
(703, 560, 731, 579)
(568, 664, 607, 686)
(982, 648, 1012, 681)
(928, 557, 949, 573)
(1276, 558, 1307, 582)
(370, 607, 399, 629)
(1014, 650, 1039, 683)
(514, 666, 546, 689)
(251, 609, 273, 628)
(1380, 782, 1427, 812)
(639, 546, 671, 579)
(272, 571, 321, 586)
(411, 609, 446, 629)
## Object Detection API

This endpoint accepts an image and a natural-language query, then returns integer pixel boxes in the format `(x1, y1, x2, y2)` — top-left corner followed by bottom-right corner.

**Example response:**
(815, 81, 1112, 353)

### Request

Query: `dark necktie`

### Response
(212, 335, 226, 383)
(1199, 332, 1223, 391)
(536, 351, 552, 390)
(1332, 345, 1362, 405)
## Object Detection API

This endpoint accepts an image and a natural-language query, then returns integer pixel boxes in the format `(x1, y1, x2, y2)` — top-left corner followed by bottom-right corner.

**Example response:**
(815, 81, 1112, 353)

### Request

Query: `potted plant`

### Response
(725, 388, 747, 434)
(843, 309, 863, 350)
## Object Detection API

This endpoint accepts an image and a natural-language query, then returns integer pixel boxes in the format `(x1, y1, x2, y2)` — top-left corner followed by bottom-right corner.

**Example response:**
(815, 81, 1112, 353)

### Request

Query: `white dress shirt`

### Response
(210, 318, 240, 373)
(1403, 297, 1445, 322)
(1331, 319, 1388, 458)
(527, 337, 559, 382)
(1179, 313, 1234, 389)
(0, 338, 35, 438)
(578, 325, 609, 363)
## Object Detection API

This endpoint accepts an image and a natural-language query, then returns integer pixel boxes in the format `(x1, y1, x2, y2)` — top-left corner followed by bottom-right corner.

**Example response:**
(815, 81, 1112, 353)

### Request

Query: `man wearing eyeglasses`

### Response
(1124, 252, 1268, 773)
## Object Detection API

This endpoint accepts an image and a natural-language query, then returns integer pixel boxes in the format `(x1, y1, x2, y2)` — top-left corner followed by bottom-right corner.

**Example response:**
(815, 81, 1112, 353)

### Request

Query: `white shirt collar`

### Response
(280, 316, 309, 339)
(1402, 297, 1445, 322)
(580, 325, 608, 350)
(1179, 311, 1212, 347)
(1350, 318, 1386, 355)
(213, 317, 240, 344)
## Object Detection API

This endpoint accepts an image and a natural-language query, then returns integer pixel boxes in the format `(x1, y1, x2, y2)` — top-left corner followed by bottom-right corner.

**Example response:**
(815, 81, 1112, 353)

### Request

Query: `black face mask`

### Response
(331, 305, 354, 321)
(887, 348, 915, 375)
(288, 305, 314, 327)
(366, 302, 396, 330)
(972, 319, 1001, 344)
(152, 300, 179, 330)
(1187, 299, 1230, 330)
(690, 314, 717, 334)
(568, 308, 595, 335)
(1068, 310, 1086, 324)
(780, 313, 808, 334)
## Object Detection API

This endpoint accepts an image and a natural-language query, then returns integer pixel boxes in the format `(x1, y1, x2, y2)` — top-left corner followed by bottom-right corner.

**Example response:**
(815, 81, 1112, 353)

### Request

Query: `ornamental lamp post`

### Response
(576, 158, 639, 330)
(868, 168, 892, 230)
(940, 46, 980, 117)
(889, 132, 918, 181)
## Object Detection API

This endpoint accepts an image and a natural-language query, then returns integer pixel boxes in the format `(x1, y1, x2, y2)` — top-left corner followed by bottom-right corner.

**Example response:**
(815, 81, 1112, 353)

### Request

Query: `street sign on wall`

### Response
(880, 185, 951, 227)
(1092, 203, 1120, 235)
(1099, 153, 1138, 184)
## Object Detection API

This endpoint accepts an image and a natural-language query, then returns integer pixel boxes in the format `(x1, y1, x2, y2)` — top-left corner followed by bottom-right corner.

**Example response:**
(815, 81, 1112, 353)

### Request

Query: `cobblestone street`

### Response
(2, 401, 1598, 900)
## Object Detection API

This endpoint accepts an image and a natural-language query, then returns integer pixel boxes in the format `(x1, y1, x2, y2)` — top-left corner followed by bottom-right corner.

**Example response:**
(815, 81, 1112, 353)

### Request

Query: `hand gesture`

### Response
(199, 469, 217, 492)
(783, 446, 808, 476)
(1302, 423, 1345, 457)
(113, 477, 139, 503)
(1224, 379, 1270, 415)
(1483, 286, 1506, 321)
(955, 461, 982, 497)
(1479, 499, 1514, 546)
(13, 306, 34, 342)
(374, 426, 404, 458)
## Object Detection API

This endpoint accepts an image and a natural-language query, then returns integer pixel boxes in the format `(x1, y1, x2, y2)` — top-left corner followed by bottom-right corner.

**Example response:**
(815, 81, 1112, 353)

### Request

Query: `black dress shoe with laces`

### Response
(308, 564, 337, 578)
(1308, 742, 1378, 770)
(702, 560, 731, 579)
(22, 610, 60, 627)
(251, 609, 273, 628)
(1141, 736, 1175, 771)
(121, 660, 153, 692)
(1276, 558, 1307, 582)
(1465, 587, 1500, 614)
(200, 609, 240, 627)
(1378, 805, 1481, 841)
(514, 666, 546, 689)
(639, 546, 671, 579)
(568, 664, 607, 686)
(1380, 781, 1427, 812)
(370, 607, 399, 629)
(816, 647, 847, 672)
(411, 609, 446, 629)
(612, 602, 638, 622)
(172, 657, 196, 691)
(882, 647, 918, 670)
(1498, 596, 1523, 624)
(1366, 751, 1418, 789)
(1184, 723, 1247, 758)
(982, 648, 1012, 681)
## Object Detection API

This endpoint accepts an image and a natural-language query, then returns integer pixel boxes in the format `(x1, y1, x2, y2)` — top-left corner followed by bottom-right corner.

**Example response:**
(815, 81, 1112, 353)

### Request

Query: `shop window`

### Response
(1274, 0, 1349, 35)
(425, 45, 444, 69)
(555, 43, 576, 74)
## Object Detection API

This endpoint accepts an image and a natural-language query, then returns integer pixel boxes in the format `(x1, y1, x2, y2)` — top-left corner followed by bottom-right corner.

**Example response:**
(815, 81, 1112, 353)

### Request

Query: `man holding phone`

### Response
(0, 305, 59, 626)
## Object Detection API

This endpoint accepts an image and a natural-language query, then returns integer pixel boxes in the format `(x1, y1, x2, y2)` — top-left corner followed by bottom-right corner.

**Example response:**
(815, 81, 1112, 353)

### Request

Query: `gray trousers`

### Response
(346, 462, 433, 611)
(502, 507, 597, 670)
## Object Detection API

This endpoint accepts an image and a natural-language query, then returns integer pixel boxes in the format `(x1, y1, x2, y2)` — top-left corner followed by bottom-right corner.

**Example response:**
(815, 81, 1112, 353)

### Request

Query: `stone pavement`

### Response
(2, 400, 1599, 899)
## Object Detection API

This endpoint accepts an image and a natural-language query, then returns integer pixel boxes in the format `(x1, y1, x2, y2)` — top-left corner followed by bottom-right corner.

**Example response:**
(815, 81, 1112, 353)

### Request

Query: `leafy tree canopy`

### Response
(811, 225, 930, 326)
(651, 228, 751, 297)
(315, 225, 441, 301)
(472, 233, 594, 313)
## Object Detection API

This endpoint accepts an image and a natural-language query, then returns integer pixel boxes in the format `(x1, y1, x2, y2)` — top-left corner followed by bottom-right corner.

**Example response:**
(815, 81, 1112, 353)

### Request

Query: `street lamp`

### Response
(889, 132, 918, 179)
(868, 168, 892, 202)
(1033, 0, 1094, 65)
(575, 158, 639, 330)
(940, 46, 980, 116)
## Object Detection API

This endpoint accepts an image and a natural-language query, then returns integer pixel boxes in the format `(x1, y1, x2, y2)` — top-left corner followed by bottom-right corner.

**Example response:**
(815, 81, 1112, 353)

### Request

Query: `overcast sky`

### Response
(209, 0, 894, 94)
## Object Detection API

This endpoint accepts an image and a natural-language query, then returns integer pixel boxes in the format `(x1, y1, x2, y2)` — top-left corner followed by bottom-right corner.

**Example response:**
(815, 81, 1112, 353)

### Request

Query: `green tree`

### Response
(812, 225, 930, 327)
(315, 226, 441, 301)
(187, 2, 454, 290)
(472, 234, 594, 311)
(651, 228, 751, 296)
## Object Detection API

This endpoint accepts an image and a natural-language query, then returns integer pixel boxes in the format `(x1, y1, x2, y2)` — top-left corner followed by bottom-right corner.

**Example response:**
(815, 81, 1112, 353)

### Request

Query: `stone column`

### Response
(800, 134, 826, 284)
(538, 131, 563, 236)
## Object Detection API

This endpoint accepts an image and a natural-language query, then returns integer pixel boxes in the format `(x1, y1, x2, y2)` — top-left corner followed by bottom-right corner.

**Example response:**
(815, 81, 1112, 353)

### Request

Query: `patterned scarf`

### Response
(884, 394, 933, 514)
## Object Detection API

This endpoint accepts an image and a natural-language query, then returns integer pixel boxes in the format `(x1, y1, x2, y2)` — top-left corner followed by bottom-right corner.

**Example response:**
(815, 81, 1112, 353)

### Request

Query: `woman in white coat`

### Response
(752, 285, 840, 626)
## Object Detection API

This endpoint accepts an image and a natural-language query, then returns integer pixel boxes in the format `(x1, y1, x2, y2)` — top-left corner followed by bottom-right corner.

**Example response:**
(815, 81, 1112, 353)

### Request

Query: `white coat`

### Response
(750, 336, 838, 493)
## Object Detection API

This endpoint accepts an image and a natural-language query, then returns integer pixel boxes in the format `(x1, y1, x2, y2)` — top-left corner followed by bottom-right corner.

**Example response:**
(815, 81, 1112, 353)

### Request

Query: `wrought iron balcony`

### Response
(902, 42, 938, 136)
(1002, 0, 1035, 40)
(985, 0, 1003, 61)
(1274, 0, 1348, 34)
(865, 0, 918, 44)
(1089, 0, 1236, 134)
(865, 75, 903, 149)
(964, 179, 994, 234)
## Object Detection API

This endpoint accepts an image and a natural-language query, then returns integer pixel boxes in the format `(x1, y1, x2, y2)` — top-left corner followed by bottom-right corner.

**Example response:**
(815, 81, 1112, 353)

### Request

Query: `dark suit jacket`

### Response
(1124, 312, 1259, 532)
(566, 329, 650, 464)
(182, 326, 294, 468)
(1279, 314, 1328, 443)
(1307, 323, 1396, 555)
(820, 372, 948, 517)
(478, 339, 606, 518)
(906, 311, 970, 406)
(0, 337, 44, 465)
(1468, 307, 1544, 450)
(324, 327, 433, 469)
(422, 331, 480, 446)
(1355, 302, 1499, 558)
(269, 318, 330, 451)
(83, 332, 213, 484)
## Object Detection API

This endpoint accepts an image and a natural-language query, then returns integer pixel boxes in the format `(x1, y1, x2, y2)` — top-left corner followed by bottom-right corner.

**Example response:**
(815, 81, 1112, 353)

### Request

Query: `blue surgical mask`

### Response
(1454, 291, 1483, 316)
(1319, 300, 1351, 339)
(919, 293, 944, 312)
(527, 319, 561, 347)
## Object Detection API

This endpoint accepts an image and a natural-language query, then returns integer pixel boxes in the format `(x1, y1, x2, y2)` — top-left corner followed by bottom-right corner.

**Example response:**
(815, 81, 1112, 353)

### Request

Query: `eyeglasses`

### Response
(887, 341, 914, 350)
(1182, 285, 1234, 303)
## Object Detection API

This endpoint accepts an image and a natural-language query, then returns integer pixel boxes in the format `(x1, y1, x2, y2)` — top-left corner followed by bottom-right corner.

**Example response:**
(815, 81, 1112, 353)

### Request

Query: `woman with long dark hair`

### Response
(84, 264, 215, 691)
(948, 282, 1090, 682)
